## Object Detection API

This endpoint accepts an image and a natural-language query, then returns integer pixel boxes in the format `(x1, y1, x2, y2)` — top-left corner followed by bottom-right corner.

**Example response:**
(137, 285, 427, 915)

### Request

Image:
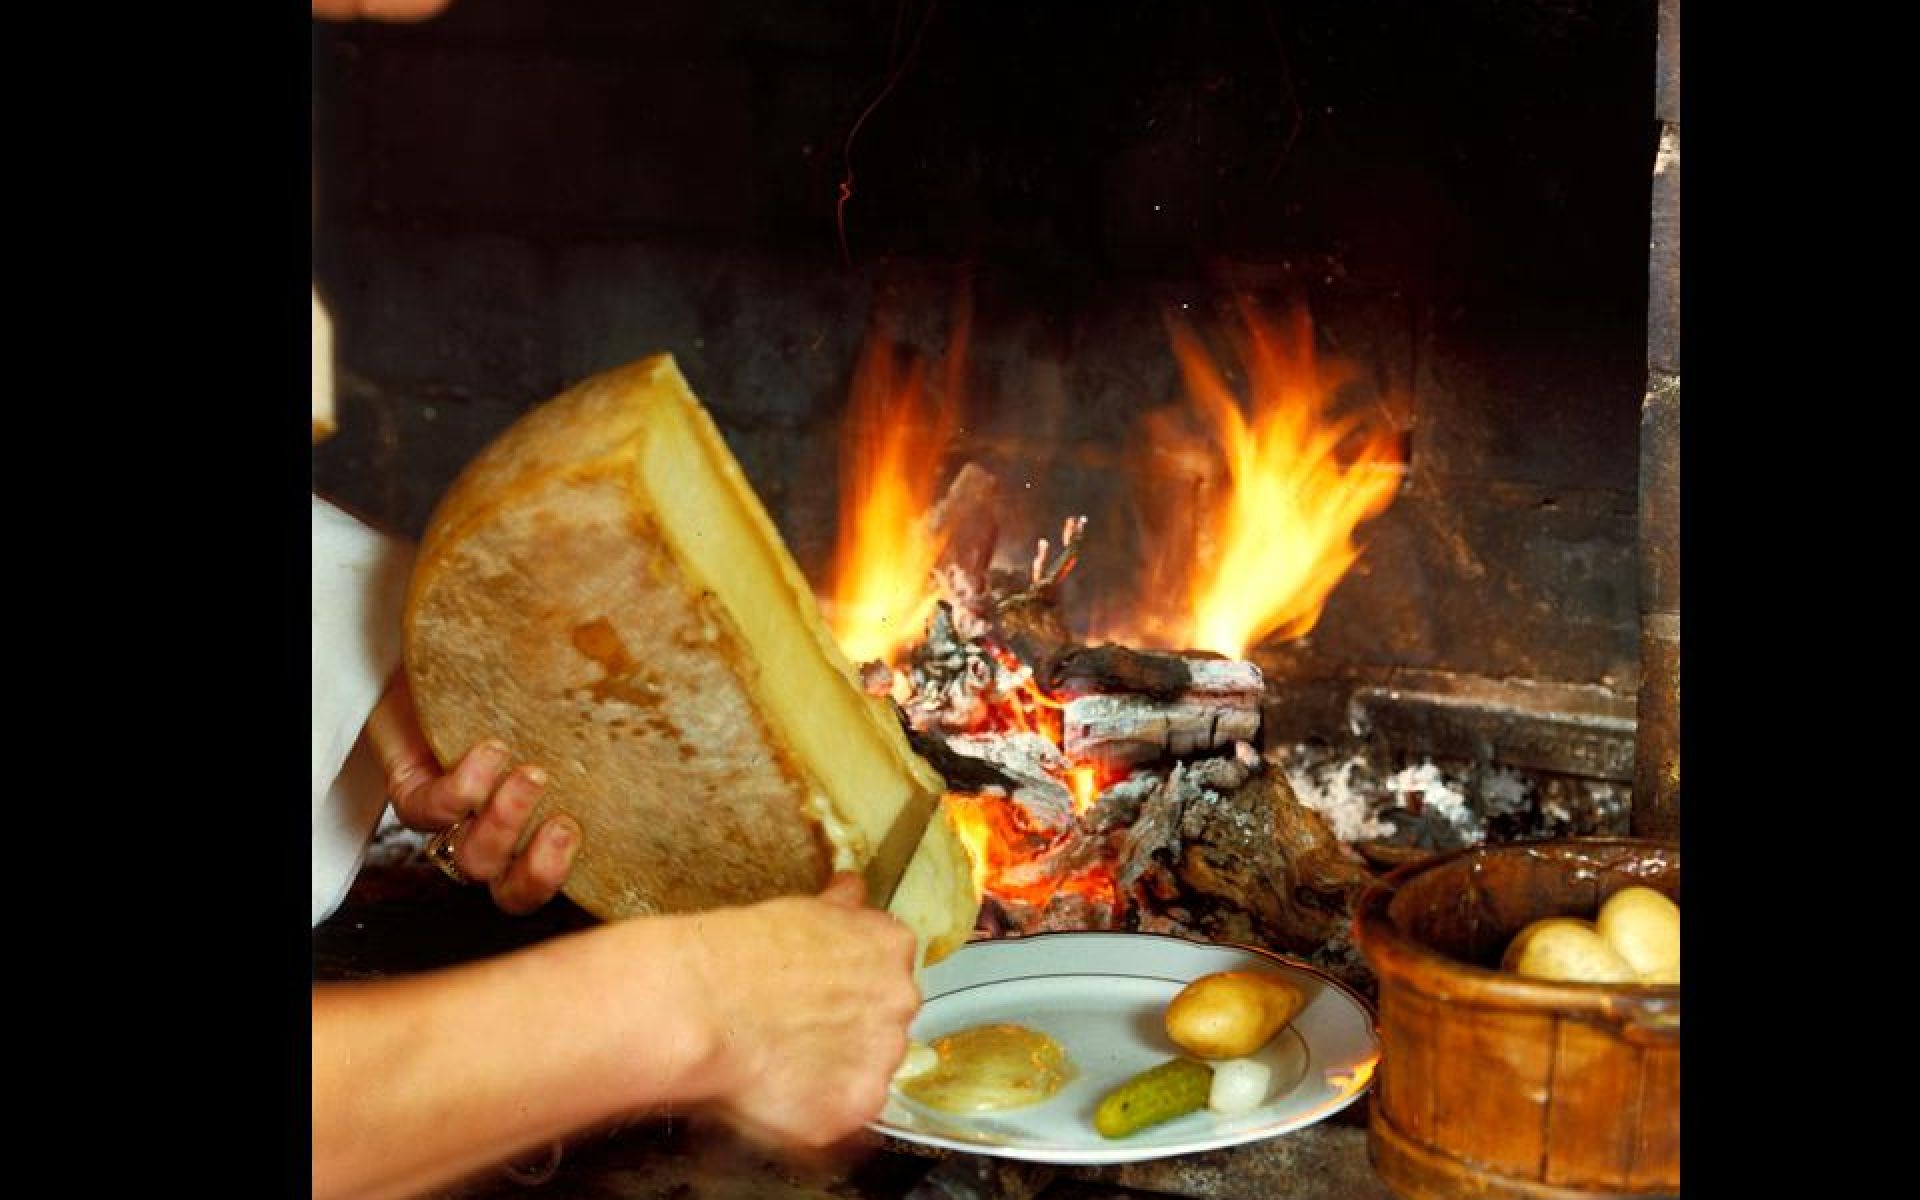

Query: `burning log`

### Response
(944, 785, 1124, 935)
(1175, 767, 1375, 981)
(1115, 756, 1252, 893)
(940, 732, 1076, 834)
(1058, 653, 1264, 772)
(856, 459, 1371, 964)
(1046, 644, 1261, 700)
(992, 583, 1078, 671)
(928, 462, 1002, 594)
(905, 728, 1023, 795)
(1111, 756, 1373, 986)
(1080, 770, 1165, 833)
(897, 603, 1010, 734)
(987, 886, 1120, 935)
(988, 517, 1085, 670)
(925, 464, 1002, 646)
(1064, 694, 1263, 772)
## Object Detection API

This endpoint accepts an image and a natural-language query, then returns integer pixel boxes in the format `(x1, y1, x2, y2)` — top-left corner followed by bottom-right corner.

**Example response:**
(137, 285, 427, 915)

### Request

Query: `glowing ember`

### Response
(1067, 764, 1099, 816)
(825, 319, 968, 666)
(1129, 302, 1406, 659)
(983, 643, 1065, 743)
(944, 790, 1118, 913)
(823, 300, 1400, 926)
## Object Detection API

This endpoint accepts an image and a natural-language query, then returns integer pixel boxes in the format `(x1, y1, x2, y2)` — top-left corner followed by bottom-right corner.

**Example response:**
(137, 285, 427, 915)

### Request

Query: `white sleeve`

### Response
(312, 495, 417, 926)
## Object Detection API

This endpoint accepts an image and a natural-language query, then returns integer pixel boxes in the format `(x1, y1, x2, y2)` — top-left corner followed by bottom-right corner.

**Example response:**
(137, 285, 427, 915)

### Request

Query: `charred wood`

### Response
(991, 886, 1121, 935)
(906, 727, 1024, 795)
(1081, 770, 1164, 833)
(1115, 769, 1191, 894)
(1046, 643, 1261, 701)
(1064, 693, 1262, 771)
(941, 732, 1077, 833)
(1108, 761, 1375, 990)
(1183, 751, 1256, 792)
(900, 604, 1003, 733)
(1173, 768, 1375, 986)
(928, 463, 1002, 590)
(990, 576, 1077, 671)
(973, 897, 1017, 939)
(1051, 642, 1191, 699)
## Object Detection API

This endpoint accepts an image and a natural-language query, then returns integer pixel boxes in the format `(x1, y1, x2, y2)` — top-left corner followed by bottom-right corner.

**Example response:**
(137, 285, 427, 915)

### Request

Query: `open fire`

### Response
(823, 306, 968, 667)
(1146, 302, 1407, 659)
(823, 301, 1409, 972)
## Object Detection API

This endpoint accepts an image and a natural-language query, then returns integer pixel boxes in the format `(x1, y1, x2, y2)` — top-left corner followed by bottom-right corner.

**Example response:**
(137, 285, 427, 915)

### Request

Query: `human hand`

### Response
(364, 671, 580, 914)
(671, 873, 921, 1150)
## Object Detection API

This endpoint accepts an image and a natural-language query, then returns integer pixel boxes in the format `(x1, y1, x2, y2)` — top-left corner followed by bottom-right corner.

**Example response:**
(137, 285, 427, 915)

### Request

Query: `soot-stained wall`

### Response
(311, 0, 1657, 697)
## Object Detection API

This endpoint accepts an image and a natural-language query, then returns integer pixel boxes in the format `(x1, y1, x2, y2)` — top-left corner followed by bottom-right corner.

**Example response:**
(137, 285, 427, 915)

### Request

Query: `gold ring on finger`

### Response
(425, 821, 474, 886)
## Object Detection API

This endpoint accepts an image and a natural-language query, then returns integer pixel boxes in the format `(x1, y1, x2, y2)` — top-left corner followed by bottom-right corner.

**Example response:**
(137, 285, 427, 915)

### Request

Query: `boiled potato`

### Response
(1164, 970, 1306, 1060)
(1501, 917, 1639, 984)
(1596, 886, 1680, 984)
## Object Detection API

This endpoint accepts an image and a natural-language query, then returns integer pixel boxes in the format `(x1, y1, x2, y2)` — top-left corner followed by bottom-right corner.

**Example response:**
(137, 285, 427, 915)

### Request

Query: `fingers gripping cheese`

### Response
(404, 355, 979, 966)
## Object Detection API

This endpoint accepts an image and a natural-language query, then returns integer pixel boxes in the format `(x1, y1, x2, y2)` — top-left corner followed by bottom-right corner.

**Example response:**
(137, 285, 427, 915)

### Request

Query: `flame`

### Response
(830, 299, 1402, 928)
(944, 790, 1118, 913)
(826, 317, 969, 665)
(1068, 765, 1099, 816)
(1125, 302, 1406, 659)
(934, 658, 1113, 914)
(980, 642, 1066, 743)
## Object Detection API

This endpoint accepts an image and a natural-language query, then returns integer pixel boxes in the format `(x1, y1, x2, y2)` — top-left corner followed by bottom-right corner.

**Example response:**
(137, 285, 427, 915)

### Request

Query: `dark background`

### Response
(311, 0, 1658, 694)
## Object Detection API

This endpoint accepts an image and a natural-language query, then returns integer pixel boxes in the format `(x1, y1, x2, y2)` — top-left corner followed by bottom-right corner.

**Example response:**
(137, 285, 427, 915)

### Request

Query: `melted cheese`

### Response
(898, 1024, 1076, 1114)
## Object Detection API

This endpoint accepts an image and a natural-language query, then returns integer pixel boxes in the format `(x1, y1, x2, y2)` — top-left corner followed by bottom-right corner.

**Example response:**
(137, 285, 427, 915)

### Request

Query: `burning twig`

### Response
(994, 514, 1086, 617)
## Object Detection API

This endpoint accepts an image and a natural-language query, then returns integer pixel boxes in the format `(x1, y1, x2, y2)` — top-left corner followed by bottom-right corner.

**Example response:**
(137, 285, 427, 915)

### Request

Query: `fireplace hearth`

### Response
(311, 0, 1678, 1194)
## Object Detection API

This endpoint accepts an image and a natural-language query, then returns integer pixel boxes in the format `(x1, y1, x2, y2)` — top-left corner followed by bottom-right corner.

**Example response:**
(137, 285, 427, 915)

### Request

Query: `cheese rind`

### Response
(404, 356, 977, 957)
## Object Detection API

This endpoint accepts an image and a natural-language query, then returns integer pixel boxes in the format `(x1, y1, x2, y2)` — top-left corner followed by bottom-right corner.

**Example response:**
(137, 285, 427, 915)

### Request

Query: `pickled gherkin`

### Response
(1093, 1057, 1215, 1138)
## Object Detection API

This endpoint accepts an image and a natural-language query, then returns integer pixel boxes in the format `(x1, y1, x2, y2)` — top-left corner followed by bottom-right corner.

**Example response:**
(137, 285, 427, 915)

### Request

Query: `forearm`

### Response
(312, 918, 721, 1200)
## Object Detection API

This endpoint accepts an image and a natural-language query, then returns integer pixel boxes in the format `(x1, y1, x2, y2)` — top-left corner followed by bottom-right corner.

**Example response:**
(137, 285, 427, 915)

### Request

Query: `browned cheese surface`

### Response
(401, 355, 975, 960)
(408, 461, 829, 918)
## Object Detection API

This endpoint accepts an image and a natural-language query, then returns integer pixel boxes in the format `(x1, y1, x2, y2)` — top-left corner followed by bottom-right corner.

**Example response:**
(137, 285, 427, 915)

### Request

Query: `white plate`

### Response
(871, 931, 1380, 1165)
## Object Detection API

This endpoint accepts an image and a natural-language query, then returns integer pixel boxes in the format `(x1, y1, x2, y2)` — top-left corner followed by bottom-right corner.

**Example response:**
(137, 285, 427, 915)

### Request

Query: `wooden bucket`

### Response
(1353, 838, 1680, 1199)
